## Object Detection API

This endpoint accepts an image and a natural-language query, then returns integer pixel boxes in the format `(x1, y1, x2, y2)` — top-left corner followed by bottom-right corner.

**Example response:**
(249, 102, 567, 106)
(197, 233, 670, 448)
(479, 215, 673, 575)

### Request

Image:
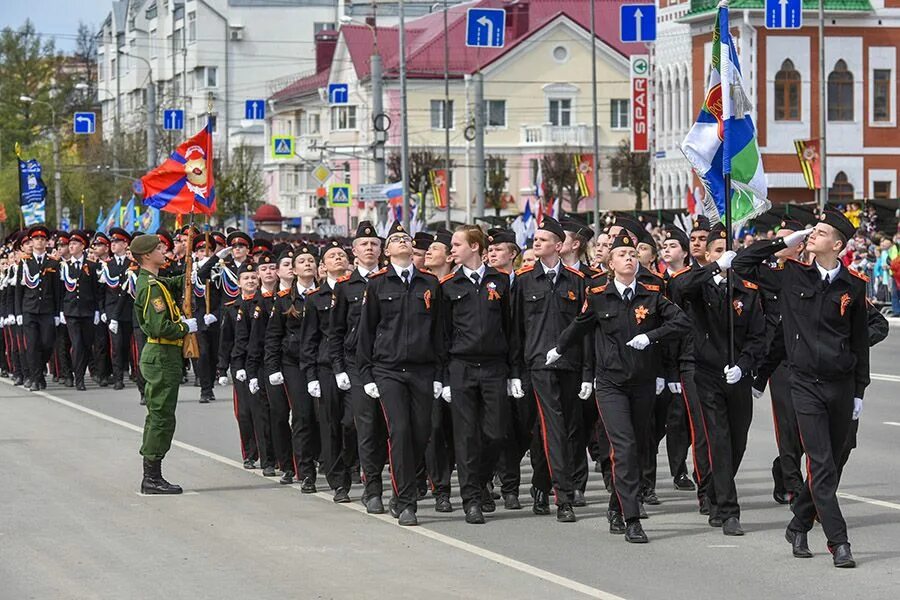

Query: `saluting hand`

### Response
(783, 228, 814, 247)
(216, 247, 232, 259)
(716, 250, 737, 271)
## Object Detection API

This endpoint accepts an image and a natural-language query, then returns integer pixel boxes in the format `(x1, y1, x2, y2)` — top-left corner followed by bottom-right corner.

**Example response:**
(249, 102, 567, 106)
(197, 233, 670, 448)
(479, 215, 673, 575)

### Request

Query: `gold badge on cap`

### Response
(624, 237, 631, 245)
(364, 227, 372, 234)
(819, 213, 827, 221)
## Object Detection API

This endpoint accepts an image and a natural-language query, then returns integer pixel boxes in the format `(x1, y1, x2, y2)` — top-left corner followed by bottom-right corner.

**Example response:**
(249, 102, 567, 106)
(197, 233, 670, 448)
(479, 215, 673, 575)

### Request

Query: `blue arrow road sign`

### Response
(465, 8, 506, 48)
(766, 0, 802, 29)
(163, 109, 184, 131)
(73, 112, 96, 134)
(620, 4, 657, 43)
(328, 83, 349, 105)
(245, 99, 265, 120)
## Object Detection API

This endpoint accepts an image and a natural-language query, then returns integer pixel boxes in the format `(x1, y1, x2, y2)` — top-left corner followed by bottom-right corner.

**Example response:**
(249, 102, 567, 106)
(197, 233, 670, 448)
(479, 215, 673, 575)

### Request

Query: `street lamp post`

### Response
(19, 95, 61, 228)
(118, 50, 156, 168)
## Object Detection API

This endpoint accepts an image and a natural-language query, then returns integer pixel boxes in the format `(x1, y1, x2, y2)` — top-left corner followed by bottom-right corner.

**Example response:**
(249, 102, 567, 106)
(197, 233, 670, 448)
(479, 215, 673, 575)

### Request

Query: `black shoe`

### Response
(607, 511, 626, 534)
(503, 494, 522, 510)
(98, 377, 109, 388)
(573, 489, 587, 507)
(365, 496, 385, 514)
(699, 496, 711, 515)
(556, 503, 576, 523)
(531, 487, 550, 515)
(708, 514, 724, 527)
(643, 489, 660, 505)
(140, 458, 183, 495)
(12, 376, 23, 386)
(76, 381, 87, 391)
(639, 502, 648, 519)
(603, 472, 613, 493)
(417, 484, 428, 501)
(279, 471, 294, 485)
(207, 393, 216, 402)
(831, 543, 855, 568)
(773, 490, 792, 505)
(398, 506, 418, 526)
(300, 478, 317, 494)
(52, 375, 59, 383)
(262, 466, 277, 477)
(674, 473, 695, 491)
(38, 379, 47, 390)
(113, 380, 124, 390)
(785, 527, 813, 558)
(63, 377, 74, 388)
(193, 376, 200, 388)
(481, 487, 496, 513)
(199, 395, 209, 404)
(333, 488, 351, 503)
(139, 393, 146, 406)
(723, 516, 744, 536)
(465, 503, 486, 524)
(389, 496, 401, 519)
(242, 459, 256, 470)
(435, 494, 453, 513)
(625, 520, 649, 543)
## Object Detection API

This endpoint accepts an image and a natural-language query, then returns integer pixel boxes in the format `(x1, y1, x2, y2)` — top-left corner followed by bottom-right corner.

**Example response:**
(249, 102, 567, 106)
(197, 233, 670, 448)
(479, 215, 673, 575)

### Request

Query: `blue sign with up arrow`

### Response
(245, 99, 265, 120)
(766, 0, 802, 29)
(620, 4, 656, 43)
(465, 8, 506, 48)
(73, 112, 96, 135)
(163, 109, 184, 131)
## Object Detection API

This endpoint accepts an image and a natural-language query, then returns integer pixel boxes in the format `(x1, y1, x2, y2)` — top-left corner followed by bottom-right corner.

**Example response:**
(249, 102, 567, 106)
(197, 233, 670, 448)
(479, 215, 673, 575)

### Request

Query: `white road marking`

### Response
(707, 544, 738, 548)
(871, 373, 900, 383)
(13, 383, 624, 600)
(837, 493, 900, 512)
(884, 422, 900, 427)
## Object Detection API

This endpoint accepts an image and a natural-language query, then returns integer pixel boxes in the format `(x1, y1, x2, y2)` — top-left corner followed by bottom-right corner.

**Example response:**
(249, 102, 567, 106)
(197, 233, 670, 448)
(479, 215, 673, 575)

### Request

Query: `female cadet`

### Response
(546, 232, 690, 543)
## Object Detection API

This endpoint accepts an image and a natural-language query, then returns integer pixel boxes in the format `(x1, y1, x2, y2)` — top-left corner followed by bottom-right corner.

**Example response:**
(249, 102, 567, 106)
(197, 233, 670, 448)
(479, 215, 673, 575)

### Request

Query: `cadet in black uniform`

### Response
(356, 221, 444, 526)
(59, 230, 102, 391)
(51, 230, 74, 387)
(547, 232, 690, 542)
(104, 228, 135, 390)
(732, 210, 868, 568)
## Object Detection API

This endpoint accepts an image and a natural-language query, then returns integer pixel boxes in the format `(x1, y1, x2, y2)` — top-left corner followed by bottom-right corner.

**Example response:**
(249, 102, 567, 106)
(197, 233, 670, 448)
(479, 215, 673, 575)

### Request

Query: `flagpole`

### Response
(719, 0, 735, 368)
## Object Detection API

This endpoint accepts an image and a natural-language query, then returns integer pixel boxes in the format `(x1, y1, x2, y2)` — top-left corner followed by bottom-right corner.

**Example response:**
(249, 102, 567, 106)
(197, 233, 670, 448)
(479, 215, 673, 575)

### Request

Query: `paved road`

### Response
(1, 330, 899, 599)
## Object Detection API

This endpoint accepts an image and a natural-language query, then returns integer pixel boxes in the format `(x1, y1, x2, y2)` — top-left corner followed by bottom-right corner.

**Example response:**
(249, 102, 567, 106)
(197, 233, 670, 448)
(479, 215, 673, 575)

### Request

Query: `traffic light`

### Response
(316, 186, 328, 218)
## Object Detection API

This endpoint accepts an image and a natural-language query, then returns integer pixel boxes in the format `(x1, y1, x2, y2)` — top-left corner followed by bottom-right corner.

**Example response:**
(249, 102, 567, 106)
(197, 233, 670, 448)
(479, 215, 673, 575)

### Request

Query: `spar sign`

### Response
(630, 55, 650, 153)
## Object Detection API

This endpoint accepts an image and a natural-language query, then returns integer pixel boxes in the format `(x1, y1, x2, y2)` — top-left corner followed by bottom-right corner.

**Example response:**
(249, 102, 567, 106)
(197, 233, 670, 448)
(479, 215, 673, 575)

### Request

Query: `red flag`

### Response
(136, 121, 216, 215)
(794, 139, 821, 190)
(429, 169, 448, 210)
(686, 187, 696, 215)
(574, 154, 595, 199)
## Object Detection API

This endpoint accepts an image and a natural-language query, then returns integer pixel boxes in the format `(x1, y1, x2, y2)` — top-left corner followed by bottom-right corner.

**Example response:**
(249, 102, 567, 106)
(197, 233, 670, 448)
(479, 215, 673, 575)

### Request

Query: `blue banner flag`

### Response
(136, 206, 160, 233)
(17, 156, 48, 207)
(102, 199, 122, 233)
(22, 202, 46, 226)
(123, 196, 138, 232)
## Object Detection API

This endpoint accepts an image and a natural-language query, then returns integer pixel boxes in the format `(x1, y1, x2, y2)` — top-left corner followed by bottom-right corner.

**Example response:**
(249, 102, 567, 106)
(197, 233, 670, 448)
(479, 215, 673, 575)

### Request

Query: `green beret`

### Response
(130, 233, 162, 256)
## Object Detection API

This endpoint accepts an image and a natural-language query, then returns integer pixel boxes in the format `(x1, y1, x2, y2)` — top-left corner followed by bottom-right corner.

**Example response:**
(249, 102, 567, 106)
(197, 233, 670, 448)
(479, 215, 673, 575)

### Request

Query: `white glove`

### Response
(578, 382, 593, 400)
(108, 320, 119, 334)
(545, 347, 562, 366)
(335, 372, 351, 390)
(433, 381, 443, 399)
(852, 397, 863, 420)
(100, 312, 107, 323)
(752, 386, 764, 400)
(724, 365, 743, 384)
(58, 312, 66, 326)
(93, 311, 100, 325)
(15, 315, 22, 326)
(203, 313, 218, 326)
(667, 382, 682, 394)
(7, 314, 14, 325)
(784, 228, 814, 247)
(509, 378, 524, 399)
(249, 378, 260, 394)
(716, 250, 737, 271)
(216, 247, 233, 259)
(626, 334, 650, 350)
(235, 369, 247, 382)
(364, 382, 380, 398)
(218, 376, 229, 386)
(441, 386, 452, 403)
(180, 317, 198, 333)
(268, 371, 284, 386)
(54, 316, 60, 327)
(308, 380, 321, 398)
(656, 377, 666, 395)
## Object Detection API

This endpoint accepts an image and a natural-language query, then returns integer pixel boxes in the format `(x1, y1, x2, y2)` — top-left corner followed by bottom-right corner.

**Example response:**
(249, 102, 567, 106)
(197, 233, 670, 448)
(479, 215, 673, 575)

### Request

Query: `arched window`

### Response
(674, 79, 682, 132)
(827, 59, 854, 122)
(829, 171, 854, 204)
(774, 59, 800, 121)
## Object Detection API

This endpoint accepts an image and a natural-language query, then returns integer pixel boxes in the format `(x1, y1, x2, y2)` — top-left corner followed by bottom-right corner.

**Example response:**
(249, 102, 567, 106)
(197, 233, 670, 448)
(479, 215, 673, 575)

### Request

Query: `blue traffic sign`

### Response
(272, 136, 294, 158)
(163, 109, 184, 131)
(620, 4, 656, 43)
(73, 112, 96, 135)
(766, 0, 802, 29)
(245, 99, 265, 120)
(465, 8, 506, 48)
(329, 184, 352, 208)
(328, 83, 349, 105)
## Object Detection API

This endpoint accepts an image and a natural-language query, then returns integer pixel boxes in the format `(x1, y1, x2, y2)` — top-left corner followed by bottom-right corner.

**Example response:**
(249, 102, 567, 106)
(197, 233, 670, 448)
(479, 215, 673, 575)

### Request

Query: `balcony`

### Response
(520, 123, 591, 147)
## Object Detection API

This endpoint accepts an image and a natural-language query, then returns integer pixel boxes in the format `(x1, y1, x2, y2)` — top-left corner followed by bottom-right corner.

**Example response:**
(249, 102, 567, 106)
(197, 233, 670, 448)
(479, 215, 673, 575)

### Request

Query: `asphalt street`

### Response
(1, 328, 899, 600)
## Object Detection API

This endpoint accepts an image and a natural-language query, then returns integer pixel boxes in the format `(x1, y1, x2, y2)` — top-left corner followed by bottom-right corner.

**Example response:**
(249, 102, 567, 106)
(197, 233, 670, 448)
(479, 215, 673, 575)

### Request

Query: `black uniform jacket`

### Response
(264, 284, 320, 382)
(61, 257, 102, 318)
(329, 268, 368, 374)
(243, 290, 277, 381)
(15, 255, 60, 316)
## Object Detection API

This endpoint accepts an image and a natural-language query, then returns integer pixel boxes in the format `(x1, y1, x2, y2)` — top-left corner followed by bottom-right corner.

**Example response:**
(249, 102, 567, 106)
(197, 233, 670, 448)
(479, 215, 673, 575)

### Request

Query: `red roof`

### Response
(271, 0, 646, 102)
(253, 203, 284, 222)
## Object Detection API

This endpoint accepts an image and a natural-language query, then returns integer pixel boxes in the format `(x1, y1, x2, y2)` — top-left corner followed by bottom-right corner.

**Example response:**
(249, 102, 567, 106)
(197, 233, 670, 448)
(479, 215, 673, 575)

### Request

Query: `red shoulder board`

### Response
(262, 291, 274, 298)
(128, 264, 139, 271)
(848, 268, 869, 282)
(224, 300, 236, 306)
(495, 267, 510, 275)
(369, 267, 388, 278)
(336, 274, 351, 283)
(590, 285, 607, 294)
(742, 280, 759, 290)
(420, 269, 438, 278)
(515, 265, 535, 276)
(785, 257, 807, 266)
(309, 287, 320, 294)
(277, 289, 290, 297)
(589, 267, 604, 277)
(439, 273, 455, 284)
(670, 266, 691, 279)
(639, 282, 660, 292)
(564, 265, 585, 278)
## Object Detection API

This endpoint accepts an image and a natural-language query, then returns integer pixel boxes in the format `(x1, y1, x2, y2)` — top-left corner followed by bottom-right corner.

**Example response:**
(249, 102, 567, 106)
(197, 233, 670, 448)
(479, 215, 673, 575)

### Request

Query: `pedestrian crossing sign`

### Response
(272, 136, 294, 159)
(328, 184, 352, 207)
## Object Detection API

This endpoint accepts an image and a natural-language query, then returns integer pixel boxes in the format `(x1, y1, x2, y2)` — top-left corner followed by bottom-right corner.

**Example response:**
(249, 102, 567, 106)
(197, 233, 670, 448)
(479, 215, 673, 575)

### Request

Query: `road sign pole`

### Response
(818, 0, 827, 210)
(474, 71, 485, 220)
(443, 0, 452, 230)
(371, 53, 385, 185)
(590, 0, 601, 235)
(147, 78, 157, 168)
(399, 0, 410, 230)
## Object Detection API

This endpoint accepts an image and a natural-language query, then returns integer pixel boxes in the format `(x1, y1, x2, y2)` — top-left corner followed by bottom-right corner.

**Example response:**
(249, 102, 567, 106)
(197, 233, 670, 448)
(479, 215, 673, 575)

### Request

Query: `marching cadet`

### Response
(193, 232, 225, 403)
(591, 231, 611, 272)
(546, 231, 690, 542)
(129, 234, 198, 494)
(15, 224, 61, 391)
(410, 231, 433, 271)
(104, 228, 136, 391)
(90, 232, 112, 387)
(265, 244, 322, 494)
(689, 216, 711, 266)
(59, 230, 102, 391)
(330, 222, 388, 513)
(732, 210, 868, 568)
(512, 216, 592, 522)
(668, 223, 766, 536)
(440, 225, 516, 524)
(356, 220, 445, 526)
(5, 233, 27, 386)
(51, 230, 74, 387)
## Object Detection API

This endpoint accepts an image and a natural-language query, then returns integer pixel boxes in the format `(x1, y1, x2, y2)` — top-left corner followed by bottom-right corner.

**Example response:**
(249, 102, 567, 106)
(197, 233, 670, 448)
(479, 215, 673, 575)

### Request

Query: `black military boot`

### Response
(140, 458, 183, 495)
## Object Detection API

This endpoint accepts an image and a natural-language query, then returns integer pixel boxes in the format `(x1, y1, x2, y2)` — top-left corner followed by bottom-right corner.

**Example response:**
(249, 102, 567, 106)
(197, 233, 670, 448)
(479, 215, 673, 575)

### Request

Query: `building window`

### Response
(280, 170, 298, 193)
(829, 171, 853, 204)
(188, 12, 196, 42)
(548, 98, 572, 126)
(827, 59, 854, 122)
(314, 22, 336, 34)
(610, 99, 629, 129)
(166, 34, 173, 56)
(173, 29, 183, 54)
(430, 100, 454, 129)
(873, 181, 891, 199)
(199, 66, 218, 88)
(484, 100, 506, 127)
(145, 2, 157, 20)
(330, 106, 357, 130)
(873, 69, 891, 122)
(308, 113, 321, 134)
(774, 59, 801, 121)
(110, 57, 117, 78)
(149, 29, 157, 58)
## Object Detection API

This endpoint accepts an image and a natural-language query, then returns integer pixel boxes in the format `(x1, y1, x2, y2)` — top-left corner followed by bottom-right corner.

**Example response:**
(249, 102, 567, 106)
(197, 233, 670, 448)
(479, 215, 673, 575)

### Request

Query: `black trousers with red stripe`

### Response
(497, 377, 537, 497)
(233, 377, 262, 465)
(348, 360, 387, 501)
(679, 369, 712, 506)
(317, 367, 351, 492)
(530, 368, 580, 506)
(284, 362, 319, 481)
(641, 388, 671, 492)
(770, 361, 803, 496)
(425, 397, 454, 497)
(573, 392, 598, 493)
(375, 364, 435, 513)
(266, 377, 294, 473)
(66, 317, 95, 385)
(23, 313, 55, 383)
(109, 324, 133, 385)
(788, 372, 854, 547)
(596, 376, 655, 521)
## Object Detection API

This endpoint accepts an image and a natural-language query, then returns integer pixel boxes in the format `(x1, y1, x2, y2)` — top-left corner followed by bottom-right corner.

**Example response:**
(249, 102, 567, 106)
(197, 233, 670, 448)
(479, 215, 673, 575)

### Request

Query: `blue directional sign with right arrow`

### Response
(766, 0, 802, 29)
(620, 4, 657, 43)
(465, 8, 506, 48)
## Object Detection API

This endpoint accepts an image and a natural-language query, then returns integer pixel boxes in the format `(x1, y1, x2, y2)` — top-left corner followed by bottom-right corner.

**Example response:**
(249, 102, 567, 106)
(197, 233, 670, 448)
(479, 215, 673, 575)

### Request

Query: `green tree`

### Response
(387, 149, 451, 223)
(609, 139, 651, 211)
(216, 144, 265, 222)
(485, 155, 508, 217)
(540, 151, 581, 212)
